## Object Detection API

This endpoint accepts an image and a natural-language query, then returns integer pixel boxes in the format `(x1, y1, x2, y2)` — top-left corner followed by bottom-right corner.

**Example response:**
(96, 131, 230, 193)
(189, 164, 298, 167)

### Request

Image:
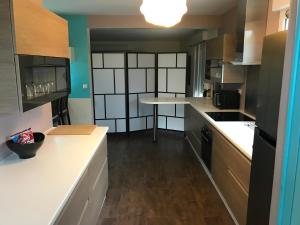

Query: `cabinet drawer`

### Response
(225, 167, 249, 225)
(89, 136, 107, 192)
(213, 131, 251, 192)
(89, 160, 109, 225)
(212, 151, 248, 225)
(55, 169, 90, 225)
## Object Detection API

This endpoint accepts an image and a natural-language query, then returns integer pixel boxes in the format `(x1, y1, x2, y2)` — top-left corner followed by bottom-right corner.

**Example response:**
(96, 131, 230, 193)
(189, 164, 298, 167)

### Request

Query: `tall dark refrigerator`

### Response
(247, 31, 287, 225)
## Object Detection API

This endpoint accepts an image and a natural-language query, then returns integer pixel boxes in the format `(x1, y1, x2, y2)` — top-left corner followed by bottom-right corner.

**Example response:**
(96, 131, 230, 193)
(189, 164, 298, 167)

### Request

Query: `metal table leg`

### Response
(153, 104, 158, 142)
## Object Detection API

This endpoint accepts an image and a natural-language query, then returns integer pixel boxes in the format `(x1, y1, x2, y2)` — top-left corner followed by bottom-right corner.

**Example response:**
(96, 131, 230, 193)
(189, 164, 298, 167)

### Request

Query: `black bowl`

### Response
(6, 132, 45, 159)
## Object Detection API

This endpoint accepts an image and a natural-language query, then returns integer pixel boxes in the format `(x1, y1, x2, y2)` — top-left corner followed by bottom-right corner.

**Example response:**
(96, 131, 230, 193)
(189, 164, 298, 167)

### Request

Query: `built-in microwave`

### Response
(18, 55, 71, 112)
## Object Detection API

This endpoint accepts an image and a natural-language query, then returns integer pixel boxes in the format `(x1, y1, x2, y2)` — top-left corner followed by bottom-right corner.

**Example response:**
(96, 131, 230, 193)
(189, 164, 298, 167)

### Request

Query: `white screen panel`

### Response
(176, 105, 185, 117)
(106, 95, 126, 118)
(130, 118, 146, 131)
(116, 119, 126, 132)
(158, 116, 166, 129)
(147, 116, 153, 129)
(158, 69, 167, 92)
(177, 53, 187, 67)
(139, 93, 155, 116)
(129, 94, 138, 117)
(129, 69, 146, 93)
(103, 53, 124, 68)
(158, 54, 176, 67)
(158, 93, 175, 116)
(93, 69, 114, 94)
(94, 95, 105, 119)
(167, 117, 184, 131)
(167, 69, 186, 93)
(92, 53, 103, 68)
(147, 69, 155, 92)
(115, 69, 125, 94)
(96, 120, 115, 133)
(138, 54, 155, 68)
(128, 53, 137, 68)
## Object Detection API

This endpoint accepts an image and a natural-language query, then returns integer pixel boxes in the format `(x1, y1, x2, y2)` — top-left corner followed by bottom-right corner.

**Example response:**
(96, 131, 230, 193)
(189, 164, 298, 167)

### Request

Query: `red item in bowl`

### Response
(10, 128, 35, 144)
(17, 129, 35, 144)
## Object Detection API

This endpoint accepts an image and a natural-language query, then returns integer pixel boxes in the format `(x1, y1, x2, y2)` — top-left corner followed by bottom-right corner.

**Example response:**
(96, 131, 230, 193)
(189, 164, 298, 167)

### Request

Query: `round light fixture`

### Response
(140, 0, 188, 28)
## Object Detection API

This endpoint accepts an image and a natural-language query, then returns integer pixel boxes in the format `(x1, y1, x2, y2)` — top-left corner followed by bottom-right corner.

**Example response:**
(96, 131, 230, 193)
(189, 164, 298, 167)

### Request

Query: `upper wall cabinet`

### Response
(12, 0, 69, 58)
(206, 34, 236, 62)
(272, 0, 290, 11)
(0, 0, 70, 114)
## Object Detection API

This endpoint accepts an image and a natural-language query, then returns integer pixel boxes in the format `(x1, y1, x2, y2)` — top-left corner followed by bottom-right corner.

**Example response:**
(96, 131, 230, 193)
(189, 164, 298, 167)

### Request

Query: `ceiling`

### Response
(44, 0, 237, 16)
(90, 29, 202, 42)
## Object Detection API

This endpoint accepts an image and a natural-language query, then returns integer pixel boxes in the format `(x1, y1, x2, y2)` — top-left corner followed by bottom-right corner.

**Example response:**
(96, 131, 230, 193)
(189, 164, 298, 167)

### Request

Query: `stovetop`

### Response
(205, 112, 255, 122)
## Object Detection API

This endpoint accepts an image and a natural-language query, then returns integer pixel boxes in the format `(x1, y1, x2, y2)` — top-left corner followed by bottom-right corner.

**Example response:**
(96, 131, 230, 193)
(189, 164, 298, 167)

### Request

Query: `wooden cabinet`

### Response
(206, 34, 236, 62)
(272, 0, 290, 11)
(185, 106, 252, 225)
(0, 0, 21, 113)
(0, 0, 69, 113)
(55, 137, 108, 225)
(12, 0, 69, 58)
(212, 130, 251, 225)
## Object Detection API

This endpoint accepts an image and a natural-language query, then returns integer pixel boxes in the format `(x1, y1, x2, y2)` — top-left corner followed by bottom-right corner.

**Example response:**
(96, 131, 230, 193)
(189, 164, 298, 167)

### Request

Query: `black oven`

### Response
(18, 55, 70, 112)
(201, 126, 212, 171)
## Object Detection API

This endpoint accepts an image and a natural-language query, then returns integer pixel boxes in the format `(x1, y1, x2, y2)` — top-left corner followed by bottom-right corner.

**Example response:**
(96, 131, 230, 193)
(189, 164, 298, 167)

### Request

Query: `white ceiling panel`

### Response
(44, 0, 237, 16)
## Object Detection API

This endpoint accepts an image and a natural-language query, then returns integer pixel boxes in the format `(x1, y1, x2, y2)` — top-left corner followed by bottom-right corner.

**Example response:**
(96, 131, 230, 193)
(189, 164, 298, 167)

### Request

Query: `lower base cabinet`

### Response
(54, 136, 108, 225)
(212, 131, 251, 225)
(185, 105, 251, 225)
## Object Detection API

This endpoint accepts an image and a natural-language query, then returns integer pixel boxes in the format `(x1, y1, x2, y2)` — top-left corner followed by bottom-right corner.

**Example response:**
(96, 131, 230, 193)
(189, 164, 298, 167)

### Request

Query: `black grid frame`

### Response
(91, 51, 188, 133)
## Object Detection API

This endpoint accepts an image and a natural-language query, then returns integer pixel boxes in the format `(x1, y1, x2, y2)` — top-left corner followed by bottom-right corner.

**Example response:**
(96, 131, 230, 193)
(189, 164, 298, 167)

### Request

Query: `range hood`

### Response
(231, 0, 269, 65)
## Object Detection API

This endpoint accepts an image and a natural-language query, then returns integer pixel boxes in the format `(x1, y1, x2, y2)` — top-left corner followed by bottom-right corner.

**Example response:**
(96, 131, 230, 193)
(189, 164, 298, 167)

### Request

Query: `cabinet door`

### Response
(12, 0, 69, 58)
(213, 131, 251, 192)
(88, 160, 109, 225)
(212, 131, 250, 225)
(0, 0, 20, 113)
(54, 169, 90, 225)
(272, 0, 290, 11)
(206, 37, 223, 60)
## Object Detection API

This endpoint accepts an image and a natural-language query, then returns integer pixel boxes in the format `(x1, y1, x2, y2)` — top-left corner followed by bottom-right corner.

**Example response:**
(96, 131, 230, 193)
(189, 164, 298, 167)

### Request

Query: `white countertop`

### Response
(188, 98, 255, 160)
(140, 97, 190, 105)
(0, 127, 108, 225)
(140, 97, 255, 160)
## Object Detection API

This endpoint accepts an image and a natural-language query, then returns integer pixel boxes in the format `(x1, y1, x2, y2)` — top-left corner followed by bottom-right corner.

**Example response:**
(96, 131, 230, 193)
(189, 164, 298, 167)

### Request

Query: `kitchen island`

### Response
(0, 127, 108, 225)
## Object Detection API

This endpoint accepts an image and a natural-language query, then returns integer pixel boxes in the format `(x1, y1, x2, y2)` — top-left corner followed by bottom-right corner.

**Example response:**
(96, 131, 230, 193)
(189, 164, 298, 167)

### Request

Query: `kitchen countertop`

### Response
(140, 97, 255, 160)
(188, 97, 255, 160)
(0, 127, 108, 225)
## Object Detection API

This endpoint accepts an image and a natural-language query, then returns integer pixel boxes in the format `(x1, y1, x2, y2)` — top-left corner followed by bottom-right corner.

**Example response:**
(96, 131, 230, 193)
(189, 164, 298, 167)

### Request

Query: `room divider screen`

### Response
(91, 53, 126, 133)
(91, 52, 187, 133)
(128, 53, 155, 132)
(157, 53, 187, 131)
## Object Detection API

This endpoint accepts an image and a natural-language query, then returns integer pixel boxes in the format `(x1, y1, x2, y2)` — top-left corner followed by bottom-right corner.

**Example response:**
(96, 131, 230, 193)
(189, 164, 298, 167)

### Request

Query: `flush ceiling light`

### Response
(140, 0, 188, 28)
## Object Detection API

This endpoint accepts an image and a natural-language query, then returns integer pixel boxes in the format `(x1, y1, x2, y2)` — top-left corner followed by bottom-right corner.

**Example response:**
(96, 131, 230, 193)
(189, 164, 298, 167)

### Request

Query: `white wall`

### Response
(0, 103, 52, 160)
(69, 98, 94, 124)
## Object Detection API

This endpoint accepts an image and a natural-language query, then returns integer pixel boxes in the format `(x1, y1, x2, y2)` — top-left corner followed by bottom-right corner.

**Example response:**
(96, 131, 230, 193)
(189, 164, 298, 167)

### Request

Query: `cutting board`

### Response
(48, 125, 96, 135)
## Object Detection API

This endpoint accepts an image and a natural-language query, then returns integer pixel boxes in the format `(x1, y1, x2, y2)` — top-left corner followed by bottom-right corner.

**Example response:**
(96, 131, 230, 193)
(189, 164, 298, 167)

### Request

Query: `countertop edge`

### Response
(188, 103, 252, 161)
(49, 126, 109, 225)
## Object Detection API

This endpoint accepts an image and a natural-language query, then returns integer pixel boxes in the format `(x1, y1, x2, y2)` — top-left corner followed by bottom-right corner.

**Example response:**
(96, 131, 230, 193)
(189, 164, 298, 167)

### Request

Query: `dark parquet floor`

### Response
(97, 130, 235, 225)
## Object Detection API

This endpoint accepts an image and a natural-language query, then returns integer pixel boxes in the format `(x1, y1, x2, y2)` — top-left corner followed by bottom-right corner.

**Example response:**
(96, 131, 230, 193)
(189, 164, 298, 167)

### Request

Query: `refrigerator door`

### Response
(255, 31, 287, 141)
(247, 128, 276, 225)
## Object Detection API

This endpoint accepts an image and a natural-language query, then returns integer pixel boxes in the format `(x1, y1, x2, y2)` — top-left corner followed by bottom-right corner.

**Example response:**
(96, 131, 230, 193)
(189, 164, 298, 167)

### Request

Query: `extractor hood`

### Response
(231, 0, 269, 65)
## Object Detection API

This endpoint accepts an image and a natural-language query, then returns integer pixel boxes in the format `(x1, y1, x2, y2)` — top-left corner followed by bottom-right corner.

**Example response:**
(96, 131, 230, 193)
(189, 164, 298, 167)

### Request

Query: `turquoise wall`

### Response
(62, 15, 91, 98)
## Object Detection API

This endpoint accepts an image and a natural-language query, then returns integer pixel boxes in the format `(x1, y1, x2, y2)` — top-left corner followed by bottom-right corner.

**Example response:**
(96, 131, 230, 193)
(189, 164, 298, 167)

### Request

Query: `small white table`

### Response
(140, 97, 190, 142)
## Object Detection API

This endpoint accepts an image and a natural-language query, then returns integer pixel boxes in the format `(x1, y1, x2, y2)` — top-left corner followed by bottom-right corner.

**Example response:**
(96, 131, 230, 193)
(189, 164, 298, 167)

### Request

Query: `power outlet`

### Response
(82, 83, 88, 89)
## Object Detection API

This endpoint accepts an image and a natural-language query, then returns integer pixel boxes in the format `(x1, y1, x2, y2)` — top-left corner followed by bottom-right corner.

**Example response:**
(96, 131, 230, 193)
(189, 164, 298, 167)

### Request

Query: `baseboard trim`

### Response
(185, 136, 239, 225)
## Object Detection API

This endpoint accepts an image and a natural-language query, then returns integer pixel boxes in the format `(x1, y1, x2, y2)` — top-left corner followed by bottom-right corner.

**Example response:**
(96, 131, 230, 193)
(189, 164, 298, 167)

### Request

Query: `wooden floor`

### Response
(97, 130, 235, 225)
